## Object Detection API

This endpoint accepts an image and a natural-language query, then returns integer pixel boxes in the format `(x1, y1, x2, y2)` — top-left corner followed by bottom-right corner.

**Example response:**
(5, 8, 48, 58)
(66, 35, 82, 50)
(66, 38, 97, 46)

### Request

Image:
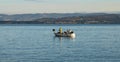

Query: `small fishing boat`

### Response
(52, 28, 76, 38)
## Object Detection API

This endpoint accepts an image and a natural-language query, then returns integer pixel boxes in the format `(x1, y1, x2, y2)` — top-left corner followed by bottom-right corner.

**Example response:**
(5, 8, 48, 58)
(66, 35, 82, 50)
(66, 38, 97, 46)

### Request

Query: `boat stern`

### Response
(70, 33, 76, 38)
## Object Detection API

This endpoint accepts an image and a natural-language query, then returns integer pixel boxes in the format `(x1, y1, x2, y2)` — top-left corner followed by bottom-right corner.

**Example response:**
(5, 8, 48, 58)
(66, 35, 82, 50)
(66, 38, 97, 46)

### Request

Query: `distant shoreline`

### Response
(0, 24, 120, 26)
(0, 13, 120, 24)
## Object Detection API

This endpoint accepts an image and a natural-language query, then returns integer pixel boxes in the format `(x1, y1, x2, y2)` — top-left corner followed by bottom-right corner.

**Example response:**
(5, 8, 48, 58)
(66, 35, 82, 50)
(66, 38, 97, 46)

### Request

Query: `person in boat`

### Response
(67, 29, 71, 33)
(59, 27, 62, 34)
(64, 31, 67, 34)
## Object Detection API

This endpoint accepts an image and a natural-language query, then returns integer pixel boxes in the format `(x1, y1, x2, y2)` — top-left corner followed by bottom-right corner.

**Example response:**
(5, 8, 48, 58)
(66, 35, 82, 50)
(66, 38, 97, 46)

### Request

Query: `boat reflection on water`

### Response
(52, 36, 76, 48)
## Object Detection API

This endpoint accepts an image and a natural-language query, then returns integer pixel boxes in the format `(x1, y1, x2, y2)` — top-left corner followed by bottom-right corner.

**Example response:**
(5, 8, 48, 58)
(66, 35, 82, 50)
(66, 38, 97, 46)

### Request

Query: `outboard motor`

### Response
(70, 31, 75, 38)
(71, 33, 76, 38)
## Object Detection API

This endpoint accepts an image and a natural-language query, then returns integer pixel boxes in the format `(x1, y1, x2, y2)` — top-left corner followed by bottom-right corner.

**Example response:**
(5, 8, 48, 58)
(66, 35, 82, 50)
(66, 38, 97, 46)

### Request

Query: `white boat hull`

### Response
(54, 33, 75, 38)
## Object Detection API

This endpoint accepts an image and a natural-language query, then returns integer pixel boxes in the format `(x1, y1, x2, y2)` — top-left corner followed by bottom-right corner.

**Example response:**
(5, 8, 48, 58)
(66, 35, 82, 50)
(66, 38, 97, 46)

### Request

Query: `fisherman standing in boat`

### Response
(59, 27, 62, 34)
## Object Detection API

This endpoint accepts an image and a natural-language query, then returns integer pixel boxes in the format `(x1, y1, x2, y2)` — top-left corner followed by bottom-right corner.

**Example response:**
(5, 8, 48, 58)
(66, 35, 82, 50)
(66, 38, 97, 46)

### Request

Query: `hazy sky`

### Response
(0, 0, 120, 14)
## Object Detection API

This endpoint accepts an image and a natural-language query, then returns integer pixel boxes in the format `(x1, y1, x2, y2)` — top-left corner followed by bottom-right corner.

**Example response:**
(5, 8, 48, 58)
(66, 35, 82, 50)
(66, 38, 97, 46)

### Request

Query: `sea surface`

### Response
(0, 24, 120, 62)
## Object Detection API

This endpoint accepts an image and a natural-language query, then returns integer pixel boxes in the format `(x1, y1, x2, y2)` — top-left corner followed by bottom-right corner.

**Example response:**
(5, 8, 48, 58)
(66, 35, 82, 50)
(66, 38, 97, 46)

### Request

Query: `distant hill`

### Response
(0, 13, 107, 21)
(0, 13, 120, 24)
(34, 14, 120, 24)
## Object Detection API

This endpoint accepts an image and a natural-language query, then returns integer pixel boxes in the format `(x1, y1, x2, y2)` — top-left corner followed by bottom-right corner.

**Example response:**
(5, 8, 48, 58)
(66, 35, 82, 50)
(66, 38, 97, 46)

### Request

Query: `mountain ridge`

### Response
(0, 13, 120, 24)
(0, 13, 108, 21)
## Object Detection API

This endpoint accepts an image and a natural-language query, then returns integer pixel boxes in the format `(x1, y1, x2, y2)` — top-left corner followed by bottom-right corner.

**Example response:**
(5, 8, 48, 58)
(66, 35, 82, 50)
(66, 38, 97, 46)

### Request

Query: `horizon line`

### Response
(0, 11, 120, 15)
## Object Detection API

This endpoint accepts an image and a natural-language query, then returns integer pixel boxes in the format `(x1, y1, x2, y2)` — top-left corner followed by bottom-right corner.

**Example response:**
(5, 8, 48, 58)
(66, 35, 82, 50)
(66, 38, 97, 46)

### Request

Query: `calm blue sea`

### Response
(0, 24, 120, 62)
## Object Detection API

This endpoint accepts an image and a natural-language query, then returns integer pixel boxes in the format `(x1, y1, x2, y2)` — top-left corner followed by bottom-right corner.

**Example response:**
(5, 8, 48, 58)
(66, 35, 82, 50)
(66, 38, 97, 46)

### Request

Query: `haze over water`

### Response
(0, 24, 120, 62)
